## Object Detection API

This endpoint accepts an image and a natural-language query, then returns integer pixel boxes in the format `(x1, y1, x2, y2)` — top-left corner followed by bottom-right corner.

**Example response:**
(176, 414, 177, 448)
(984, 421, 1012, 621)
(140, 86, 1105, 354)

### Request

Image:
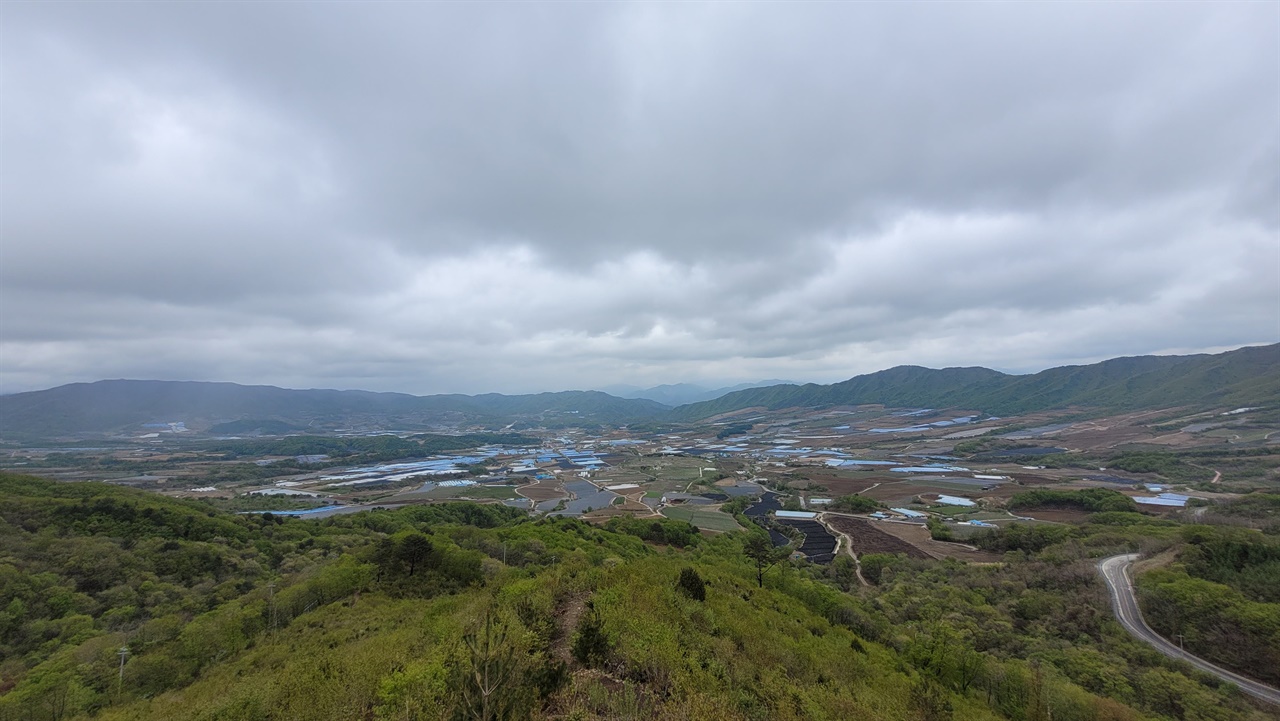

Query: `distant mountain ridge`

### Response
(0, 381, 669, 438)
(671, 344, 1280, 419)
(1, 344, 1275, 438)
(606, 380, 796, 406)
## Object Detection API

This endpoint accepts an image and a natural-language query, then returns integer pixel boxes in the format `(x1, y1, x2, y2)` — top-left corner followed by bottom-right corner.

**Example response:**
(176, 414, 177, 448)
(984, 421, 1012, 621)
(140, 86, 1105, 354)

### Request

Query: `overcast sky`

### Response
(1, 2, 1276, 395)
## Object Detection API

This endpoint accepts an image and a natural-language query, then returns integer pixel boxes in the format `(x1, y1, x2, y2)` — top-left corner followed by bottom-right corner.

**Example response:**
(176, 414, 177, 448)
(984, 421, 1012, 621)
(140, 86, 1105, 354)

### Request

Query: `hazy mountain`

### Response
(4, 346, 1275, 439)
(671, 344, 1280, 420)
(0, 381, 669, 438)
(608, 380, 797, 406)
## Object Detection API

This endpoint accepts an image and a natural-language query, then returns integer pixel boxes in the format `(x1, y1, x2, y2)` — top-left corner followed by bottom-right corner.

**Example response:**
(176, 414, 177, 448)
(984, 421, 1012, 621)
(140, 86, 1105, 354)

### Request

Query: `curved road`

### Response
(1098, 554, 1280, 707)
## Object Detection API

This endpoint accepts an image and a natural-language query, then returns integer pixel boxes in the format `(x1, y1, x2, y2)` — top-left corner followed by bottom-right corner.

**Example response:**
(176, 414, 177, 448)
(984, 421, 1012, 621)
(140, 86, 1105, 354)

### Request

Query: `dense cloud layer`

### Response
(2, 3, 1276, 394)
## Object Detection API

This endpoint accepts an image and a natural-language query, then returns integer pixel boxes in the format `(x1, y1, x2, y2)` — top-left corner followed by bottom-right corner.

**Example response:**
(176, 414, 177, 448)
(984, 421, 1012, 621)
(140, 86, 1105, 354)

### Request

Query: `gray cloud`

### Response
(1, 2, 1276, 395)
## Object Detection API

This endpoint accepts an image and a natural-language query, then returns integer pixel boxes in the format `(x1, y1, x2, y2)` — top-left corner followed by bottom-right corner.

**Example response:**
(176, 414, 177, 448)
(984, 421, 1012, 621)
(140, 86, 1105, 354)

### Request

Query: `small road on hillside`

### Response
(818, 514, 870, 587)
(1098, 554, 1280, 707)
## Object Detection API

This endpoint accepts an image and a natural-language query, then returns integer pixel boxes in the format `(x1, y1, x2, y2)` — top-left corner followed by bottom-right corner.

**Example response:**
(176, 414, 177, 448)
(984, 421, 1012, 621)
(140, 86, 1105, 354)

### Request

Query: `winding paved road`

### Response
(1098, 554, 1280, 707)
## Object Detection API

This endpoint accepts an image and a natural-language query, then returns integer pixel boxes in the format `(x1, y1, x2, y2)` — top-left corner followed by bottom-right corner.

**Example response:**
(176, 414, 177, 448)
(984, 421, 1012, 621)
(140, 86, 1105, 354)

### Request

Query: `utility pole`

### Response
(117, 646, 129, 694)
(1177, 633, 1185, 653)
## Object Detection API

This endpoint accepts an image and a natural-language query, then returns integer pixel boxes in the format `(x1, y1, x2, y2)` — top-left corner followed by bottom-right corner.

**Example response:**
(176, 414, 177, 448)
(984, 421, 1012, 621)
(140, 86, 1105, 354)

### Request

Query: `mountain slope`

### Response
(0, 381, 669, 438)
(671, 344, 1280, 420)
(4, 345, 1275, 436)
(2, 472, 1263, 721)
(670, 365, 1009, 419)
(614, 380, 798, 406)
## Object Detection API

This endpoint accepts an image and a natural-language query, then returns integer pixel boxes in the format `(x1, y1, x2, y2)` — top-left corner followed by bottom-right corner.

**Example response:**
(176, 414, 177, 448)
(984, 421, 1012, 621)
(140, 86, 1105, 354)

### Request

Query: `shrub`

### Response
(926, 517, 953, 541)
(675, 567, 706, 601)
(571, 602, 613, 668)
(827, 494, 881, 514)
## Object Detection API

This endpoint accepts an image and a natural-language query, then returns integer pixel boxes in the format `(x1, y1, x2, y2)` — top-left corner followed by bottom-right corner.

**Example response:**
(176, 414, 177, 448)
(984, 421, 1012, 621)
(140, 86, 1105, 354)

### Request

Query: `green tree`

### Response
(827, 494, 881, 514)
(743, 533, 786, 588)
(926, 516, 953, 541)
(675, 567, 706, 601)
(398, 534, 434, 577)
(452, 610, 527, 721)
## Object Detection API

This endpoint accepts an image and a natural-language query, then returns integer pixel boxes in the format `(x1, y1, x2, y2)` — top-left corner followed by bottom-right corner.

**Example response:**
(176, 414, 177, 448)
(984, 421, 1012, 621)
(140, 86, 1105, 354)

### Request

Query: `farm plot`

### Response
(775, 519, 836, 563)
(516, 480, 566, 502)
(594, 468, 654, 487)
(627, 456, 717, 483)
(824, 516, 929, 559)
(799, 471, 896, 497)
(865, 519, 1003, 563)
(416, 484, 520, 501)
(1018, 508, 1091, 523)
(660, 507, 743, 532)
(858, 481, 930, 504)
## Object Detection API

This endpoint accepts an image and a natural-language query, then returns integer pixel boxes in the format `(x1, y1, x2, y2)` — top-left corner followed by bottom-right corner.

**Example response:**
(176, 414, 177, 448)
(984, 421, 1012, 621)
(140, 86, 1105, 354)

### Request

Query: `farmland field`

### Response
(1019, 508, 1091, 523)
(867, 519, 1003, 563)
(823, 515, 930, 559)
(516, 480, 565, 502)
(660, 506, 742, 532)
(453, 485, 521, 500)
(793, 471, 893, 497)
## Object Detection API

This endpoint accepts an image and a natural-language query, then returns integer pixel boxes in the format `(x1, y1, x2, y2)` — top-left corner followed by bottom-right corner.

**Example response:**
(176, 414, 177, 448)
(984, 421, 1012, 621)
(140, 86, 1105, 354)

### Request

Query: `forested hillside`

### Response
(1137, 522, 1280, 686)
(1, 473, 1276, 721)
(673, 344, 1280, 420)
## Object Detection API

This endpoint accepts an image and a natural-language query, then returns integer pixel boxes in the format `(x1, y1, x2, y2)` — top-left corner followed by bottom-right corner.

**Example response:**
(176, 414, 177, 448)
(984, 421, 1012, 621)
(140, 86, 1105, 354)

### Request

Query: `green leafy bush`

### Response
(826, 494, 881, 514)
(675, 567, 706, 601)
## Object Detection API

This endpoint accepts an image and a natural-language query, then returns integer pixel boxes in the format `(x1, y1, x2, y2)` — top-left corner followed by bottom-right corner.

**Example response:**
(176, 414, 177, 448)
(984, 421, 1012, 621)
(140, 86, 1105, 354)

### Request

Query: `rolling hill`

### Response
(2, 345, 1275, 438)
(671, 343, 1280, 420)
(604, 380, 798, 406)
(0, 381, 669, 438)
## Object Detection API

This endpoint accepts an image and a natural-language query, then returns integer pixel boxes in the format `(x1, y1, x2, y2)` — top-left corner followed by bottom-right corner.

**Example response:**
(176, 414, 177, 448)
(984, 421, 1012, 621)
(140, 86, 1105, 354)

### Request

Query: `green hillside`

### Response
(2, 472, 1274, 721)
(673, 344, 1280, 420)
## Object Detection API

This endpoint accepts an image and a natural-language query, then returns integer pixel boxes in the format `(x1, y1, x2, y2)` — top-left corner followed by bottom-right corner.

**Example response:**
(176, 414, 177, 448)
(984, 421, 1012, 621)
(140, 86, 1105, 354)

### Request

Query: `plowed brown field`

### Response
(824, 515, 929, 559)
(517, 480, 566, 501)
